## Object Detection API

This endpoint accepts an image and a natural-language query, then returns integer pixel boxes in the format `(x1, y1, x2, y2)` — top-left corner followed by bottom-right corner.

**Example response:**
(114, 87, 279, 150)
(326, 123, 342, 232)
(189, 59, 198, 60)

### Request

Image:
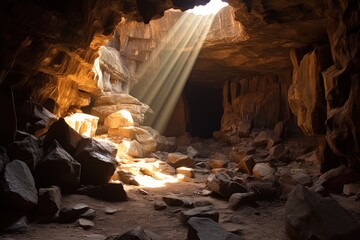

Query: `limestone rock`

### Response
(285, 185, 360, 240)
(117, 170, 139, 186)
(167, 152, 195, 168)
(35, 140, 80, 191)
(228, 192, 256, 210)
(118, 139, 144, 158)
(7, 132, 43, 170)
(2, 160, 38, 211)
(176, 167, 195, 178)
(64, 113, 99, 137)
(179, 205, 219, 224)
(37, 186, 61, 215)
(252, 163, 275, 181)
(74, 138, 118, 185)
(43, 118, 83, 155)
(104, 109, 134, 129)
(187, 217, 243, 240)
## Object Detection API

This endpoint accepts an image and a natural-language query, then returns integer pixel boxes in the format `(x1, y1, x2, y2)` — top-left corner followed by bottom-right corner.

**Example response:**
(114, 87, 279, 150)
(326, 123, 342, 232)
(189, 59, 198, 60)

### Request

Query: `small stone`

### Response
(187, 217, 243, 240)
(105, 227, 162, 240)
(252, 131, 270, 147)
(208, 159, 226, 169)
(195, 162, 208, 169)
(290, 169, 311, 186)
(117, 170, 139, 186)
(162, 196, 194, 208)
(154, 201, 167, 211)
(176, 167, 195, 178)
(343, 183, 360, 196)
(59, 204, 92, 223)
(77, 218, 94, 230)
(104, 207, 118, 215)
(269, 144, 286, 158)
(179, 205, 219, 224)
(4, 216, 28, 233)
(187, 146, 199, 158)
(167, 152, 195, 168)
(137, 188, 149, 195)
(201, 190, 212, 196)
(252, 163, 275, 181)
(228, 192, 256, 210)
(37, 186, 61, 215)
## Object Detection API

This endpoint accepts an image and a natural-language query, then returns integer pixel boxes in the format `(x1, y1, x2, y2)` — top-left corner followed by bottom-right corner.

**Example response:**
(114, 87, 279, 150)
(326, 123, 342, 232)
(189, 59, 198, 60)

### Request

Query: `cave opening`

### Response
(184, 83, 223, 138)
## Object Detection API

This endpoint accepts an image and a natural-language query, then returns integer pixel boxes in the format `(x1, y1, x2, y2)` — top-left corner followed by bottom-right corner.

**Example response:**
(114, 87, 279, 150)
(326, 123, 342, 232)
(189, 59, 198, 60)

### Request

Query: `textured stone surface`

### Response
(37, 186, 61, 215)
(105, 227, 162, 240)
(179, 205, 219, 224)
(36, 140, 80, 191)
(76, 183, 127, 202)
(228, 192, 256, 210)
(2, 160, 38, 211)
(167, 152, 195, 169)
(187, 217, 243, 240)
(74, 138, 118, 185)
(64, 113, 99, 137)
(206, 172, 247, 198)
(285, 185, 360, 240)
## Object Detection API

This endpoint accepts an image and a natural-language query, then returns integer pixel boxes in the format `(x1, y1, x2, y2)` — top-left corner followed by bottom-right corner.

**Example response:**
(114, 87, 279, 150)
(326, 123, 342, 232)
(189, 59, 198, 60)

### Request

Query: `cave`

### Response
(1, 0, 360, 239)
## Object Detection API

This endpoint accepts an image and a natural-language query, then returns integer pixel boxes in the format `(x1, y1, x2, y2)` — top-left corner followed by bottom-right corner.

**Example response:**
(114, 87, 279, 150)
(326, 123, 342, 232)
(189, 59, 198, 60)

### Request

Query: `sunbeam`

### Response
(130, 1, 228, 133)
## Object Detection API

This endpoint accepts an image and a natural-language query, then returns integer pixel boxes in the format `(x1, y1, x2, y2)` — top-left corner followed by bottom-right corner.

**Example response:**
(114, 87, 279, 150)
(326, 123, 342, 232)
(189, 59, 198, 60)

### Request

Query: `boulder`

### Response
(76, 183, 127, 202)
(74, 138, 118, 185)
(179, 205, 219, 224)
(37, 186, 61, 215)
(104, 109, 134, 129)
(167, 152, 195, 168)
(228, 192, 256, 210)
(43, 118, 83, 155)
(105, 226, 162, 240)
(285, 185, 360, 240)
(118, 139, 144, 158)
(206, 172, 247, 198)
(2, 160, 38, 211)
(35, 140, 81, 191)
(187, 217, 243, 240)
(7, 131, 43, 170)
(64, 113, 99, 137)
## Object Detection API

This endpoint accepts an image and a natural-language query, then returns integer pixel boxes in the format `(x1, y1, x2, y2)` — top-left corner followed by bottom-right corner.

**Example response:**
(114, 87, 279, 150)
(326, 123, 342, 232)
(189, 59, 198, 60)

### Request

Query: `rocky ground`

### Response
(1, 130, 360, 240)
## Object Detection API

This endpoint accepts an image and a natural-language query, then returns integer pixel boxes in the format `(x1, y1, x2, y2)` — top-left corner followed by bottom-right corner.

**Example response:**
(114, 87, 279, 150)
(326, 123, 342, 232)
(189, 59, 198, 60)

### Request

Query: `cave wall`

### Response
(218, 72, 294, 143)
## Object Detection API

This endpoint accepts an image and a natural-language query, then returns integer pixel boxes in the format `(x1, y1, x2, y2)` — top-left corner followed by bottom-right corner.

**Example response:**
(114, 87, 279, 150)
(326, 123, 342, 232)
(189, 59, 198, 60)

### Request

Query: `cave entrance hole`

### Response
(184, 83, 223, 138)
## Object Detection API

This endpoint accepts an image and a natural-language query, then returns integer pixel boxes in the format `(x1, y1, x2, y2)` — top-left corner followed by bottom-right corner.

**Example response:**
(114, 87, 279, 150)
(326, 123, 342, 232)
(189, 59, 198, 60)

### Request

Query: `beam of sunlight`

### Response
(187, 0, 228, 16)
(131, 10, 218, 134)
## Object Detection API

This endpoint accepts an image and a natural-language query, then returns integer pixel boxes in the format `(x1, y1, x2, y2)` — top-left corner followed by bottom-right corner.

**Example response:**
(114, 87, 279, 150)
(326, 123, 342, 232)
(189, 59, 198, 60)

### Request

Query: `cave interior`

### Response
(0, 0, 360, 239)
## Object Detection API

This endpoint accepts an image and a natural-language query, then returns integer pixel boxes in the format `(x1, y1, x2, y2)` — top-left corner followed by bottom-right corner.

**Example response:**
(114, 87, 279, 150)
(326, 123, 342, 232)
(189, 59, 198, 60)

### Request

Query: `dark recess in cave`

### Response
(185, 83, 223, 138)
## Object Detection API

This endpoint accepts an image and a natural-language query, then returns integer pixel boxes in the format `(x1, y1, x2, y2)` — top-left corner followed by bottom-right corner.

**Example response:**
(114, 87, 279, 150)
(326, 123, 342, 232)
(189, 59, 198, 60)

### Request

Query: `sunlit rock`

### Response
(104, 109, 134, 129)
(64, 113, 99, 137)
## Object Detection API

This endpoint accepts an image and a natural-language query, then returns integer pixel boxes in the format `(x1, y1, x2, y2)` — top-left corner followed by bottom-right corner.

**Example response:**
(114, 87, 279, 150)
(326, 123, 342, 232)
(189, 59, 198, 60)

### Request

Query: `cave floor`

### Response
(1, 136, 360, 240)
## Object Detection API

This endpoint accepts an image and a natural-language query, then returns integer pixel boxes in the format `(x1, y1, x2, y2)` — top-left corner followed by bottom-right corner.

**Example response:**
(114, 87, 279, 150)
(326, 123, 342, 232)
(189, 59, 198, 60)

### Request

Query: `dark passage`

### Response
(185, 83, 223, 138)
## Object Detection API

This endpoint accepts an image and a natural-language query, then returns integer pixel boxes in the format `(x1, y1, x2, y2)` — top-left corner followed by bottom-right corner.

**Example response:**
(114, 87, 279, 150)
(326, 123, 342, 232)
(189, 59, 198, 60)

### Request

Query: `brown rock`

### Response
(176, 167, 195, 178)
(167, 152, 195, 168)
(228, 192, 256, 210)
(179, 205, 219, 224)
(37, 186, 61, 215)
(239, 156, 255, 174)
(252, 163, 275, 181)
